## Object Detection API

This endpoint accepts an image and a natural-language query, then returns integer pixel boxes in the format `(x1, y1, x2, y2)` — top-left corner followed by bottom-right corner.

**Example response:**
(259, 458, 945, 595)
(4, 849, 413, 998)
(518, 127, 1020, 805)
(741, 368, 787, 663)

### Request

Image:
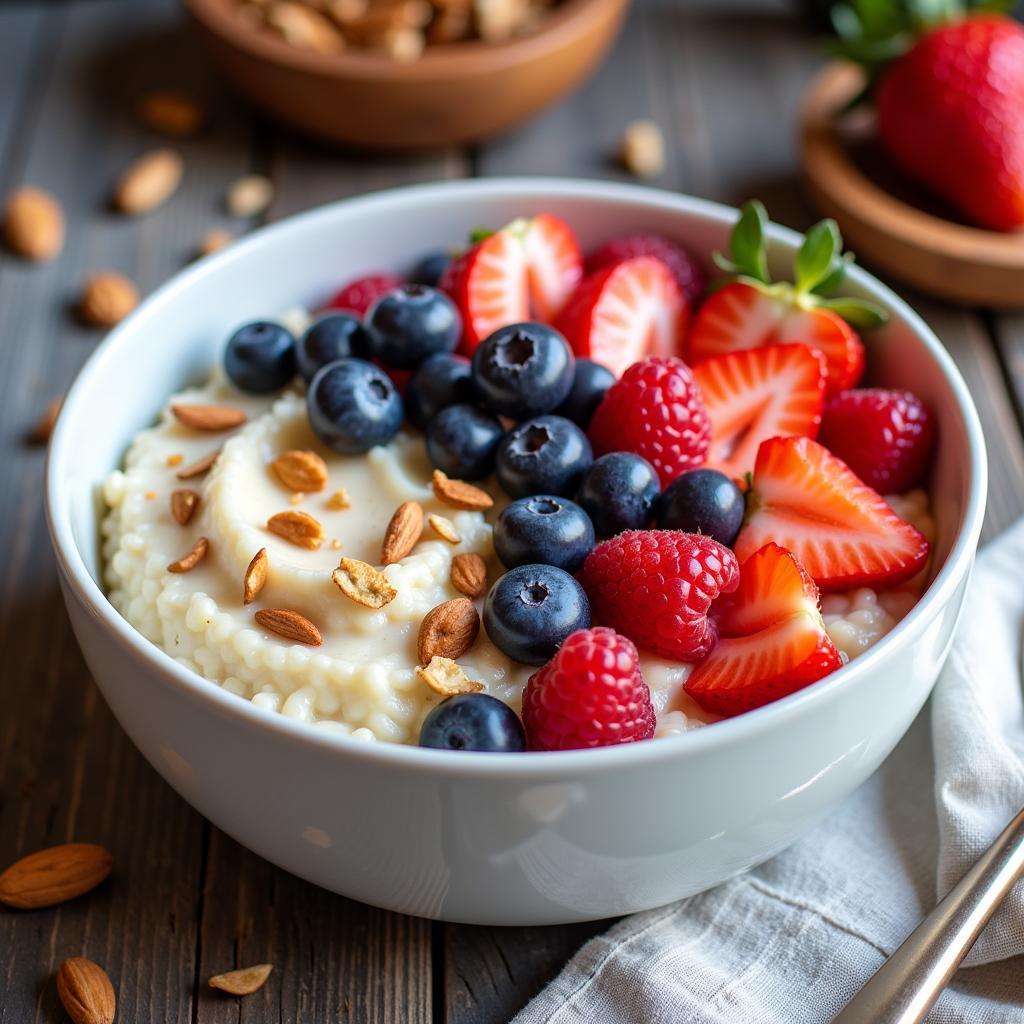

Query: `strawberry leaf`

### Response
(818, 296, 889, 329)
(726, 201, 770, 285)
(795, 219, 841, 294)
(468, 227, 495, 244)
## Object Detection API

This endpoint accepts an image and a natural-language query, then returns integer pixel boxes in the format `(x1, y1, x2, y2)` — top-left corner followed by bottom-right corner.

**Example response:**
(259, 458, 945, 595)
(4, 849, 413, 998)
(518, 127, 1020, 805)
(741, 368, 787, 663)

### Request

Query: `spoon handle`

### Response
(835, 804, 1024, 1024)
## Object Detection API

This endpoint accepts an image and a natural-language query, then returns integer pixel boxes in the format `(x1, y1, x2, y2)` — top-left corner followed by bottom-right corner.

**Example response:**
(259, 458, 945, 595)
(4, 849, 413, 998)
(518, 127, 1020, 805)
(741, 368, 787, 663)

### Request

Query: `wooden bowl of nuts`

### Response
(185, 0, 628, 149)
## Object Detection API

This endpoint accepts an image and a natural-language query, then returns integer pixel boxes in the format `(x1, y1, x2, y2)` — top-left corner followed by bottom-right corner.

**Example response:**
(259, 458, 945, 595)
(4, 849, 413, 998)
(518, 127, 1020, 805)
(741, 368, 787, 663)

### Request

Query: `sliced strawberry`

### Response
(524, 213, 583, 322)
(684, 543, 842, 717)
(556, 257, 688, 378)
(688, 282, 864, 396)
(325, 273, 403, 317)
(693, 342, 826, 482)
(736, 436, 930, 591)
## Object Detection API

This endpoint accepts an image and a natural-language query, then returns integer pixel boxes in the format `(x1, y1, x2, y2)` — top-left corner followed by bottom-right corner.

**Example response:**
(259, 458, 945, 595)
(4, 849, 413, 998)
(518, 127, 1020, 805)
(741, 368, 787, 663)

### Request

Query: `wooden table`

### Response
(2, 0, 1023, 1020)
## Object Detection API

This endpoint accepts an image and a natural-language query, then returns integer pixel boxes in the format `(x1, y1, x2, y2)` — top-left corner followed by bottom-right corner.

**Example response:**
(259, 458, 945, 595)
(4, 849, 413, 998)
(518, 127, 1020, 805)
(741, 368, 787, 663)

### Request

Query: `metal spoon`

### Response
(835, 804, 1024, 1023)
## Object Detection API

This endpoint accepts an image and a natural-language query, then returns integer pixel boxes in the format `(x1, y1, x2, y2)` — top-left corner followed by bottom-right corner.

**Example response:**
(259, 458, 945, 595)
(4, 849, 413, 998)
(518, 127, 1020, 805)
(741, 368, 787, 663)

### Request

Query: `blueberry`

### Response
(483, 564, 591, 665)
(405, 353, 475, 431)
(366, 284, 461, 370)
(409, 250, 452, 288)
(496, 415, 593, 499)
(472, 323, 575, 420)
(296, 312, 372, 383)
(555, 358, 615, 429)
(419, 693, 525, 752)
(307, 358, 403, 454)
(494, 496, 595, 573)
(426, 403, 504, 480)
(656, 468, 745, 547)
(577, 452, 661, 537)
(224, 320, 296, 394)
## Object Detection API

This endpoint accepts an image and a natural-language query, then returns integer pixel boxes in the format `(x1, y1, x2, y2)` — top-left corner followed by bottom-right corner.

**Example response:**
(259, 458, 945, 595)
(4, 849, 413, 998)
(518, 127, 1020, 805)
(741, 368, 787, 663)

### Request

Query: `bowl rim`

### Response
(45, 177, 988, 779)
(184, 0, 625, 80)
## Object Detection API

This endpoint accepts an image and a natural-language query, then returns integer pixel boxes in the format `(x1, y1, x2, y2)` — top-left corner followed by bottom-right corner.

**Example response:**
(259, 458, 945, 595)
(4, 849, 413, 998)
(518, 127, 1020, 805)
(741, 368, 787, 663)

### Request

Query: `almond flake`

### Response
(145, 490, 157, 501)
(176, 448, 221, 479)
(327, 488, 351, 510)
(243, 547, 268, 605)
(168, 536, 208, 573)
(450, 552, 487, 598)
(171, 403, 247, 431)
(209, 963, 274, 996)
(166, 452, 184, 467)
(331, 558, 397, 609)
(418, 597, 479, 663)
(417, 656, 484, 697)
(432, 469, 493, 511)
(330, 539, 342, 550)
(427, 513, 460, 544)
(57, 957, 116, 1024)
(381, 500, 423, 565)
(254, 607, 322, 646)
(272, 449, 328, 492)
(170, 489, 199, 524)
(620, 120, 666, 179)
(267, 510, 324, 549)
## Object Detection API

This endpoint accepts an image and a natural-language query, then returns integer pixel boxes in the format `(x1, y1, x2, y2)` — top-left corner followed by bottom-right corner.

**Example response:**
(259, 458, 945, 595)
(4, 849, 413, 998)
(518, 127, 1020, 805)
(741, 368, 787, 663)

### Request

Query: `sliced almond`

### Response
(427, 513, 460, 544)
(176, 447, 221, 479)
(243, 547, 268, 605)
(254, 608, 322, 646)
(166, 452, 184, 467)
(114, 148, 183, 214)
(331, 558, 397, 609)
(171, 403, 247, 431)
(226, 174, 274, 218)
(418, 597, 479, 664)
(57, 957, 116, 1024)
(79, 272, 139, 327)
(167, 536, 208, 573)
(271, 449, 328, 493)
(209, 963, 273, 996)
(267, 509, 325, 549)
(381, 500, 423, 564)
(417, 656, 484, 697)
(326, 488, 351, 510)
(620, 119, 666, 179)
(137, 90, 203, 136)
(432, 469, 493, 511)
(0, 843, 112, 909)
(29, 396, 62, 444)
(450, 552, 487, 598)
(170, 488, 200, 525)
(3, 186, 64, 261)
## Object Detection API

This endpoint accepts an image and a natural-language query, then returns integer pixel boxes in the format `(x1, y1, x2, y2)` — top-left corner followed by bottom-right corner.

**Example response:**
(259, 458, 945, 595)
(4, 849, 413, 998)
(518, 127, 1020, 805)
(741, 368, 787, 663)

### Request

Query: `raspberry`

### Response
(586, 234, 706, 306)
(819, 388, 935, 494)
(325, 273, 403, 317)
(522, 627, 656, 751)
(587, 357, 711, 488)
(578, 531, 740, 661)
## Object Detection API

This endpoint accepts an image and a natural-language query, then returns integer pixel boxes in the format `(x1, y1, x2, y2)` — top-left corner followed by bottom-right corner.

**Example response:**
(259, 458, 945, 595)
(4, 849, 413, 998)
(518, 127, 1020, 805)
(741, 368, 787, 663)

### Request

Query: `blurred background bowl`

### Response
(185, 0, 628, 149)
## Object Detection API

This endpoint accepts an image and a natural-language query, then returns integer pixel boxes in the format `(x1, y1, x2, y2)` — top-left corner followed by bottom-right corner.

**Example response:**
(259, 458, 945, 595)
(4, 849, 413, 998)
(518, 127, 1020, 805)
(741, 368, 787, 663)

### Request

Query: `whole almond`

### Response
(114, 148, 183, 214)
(171, 403, 247, 431)
(0, 843, 112, 909)
(209, 963, 273, 996)
(4, 186, 64, 261)
(197, 228, 234, 258)
(57, 957, 116, 1024)
(267, 510, 324, 549)
(450, 552, 487, 598)
(332, 558, 397, 609)
(620, 119, 666, 179)
(167, 536, 208, 573)
(170, 488, 199, 525)
(137, 90, 203, 136)
(418, 597, 479, 664)
(381, 501, 423, 564)
(267, 2, 345, 52)
(417, 656, 484, 697)
(271, 449, 328, 493)
(432, 469, 493, 511)
(29, 396, 62, 445)
(226, 174, 274, 218)
(254, 608, 322, 646)
(79, 272, 139, 327)
(243, 547, 268, 605)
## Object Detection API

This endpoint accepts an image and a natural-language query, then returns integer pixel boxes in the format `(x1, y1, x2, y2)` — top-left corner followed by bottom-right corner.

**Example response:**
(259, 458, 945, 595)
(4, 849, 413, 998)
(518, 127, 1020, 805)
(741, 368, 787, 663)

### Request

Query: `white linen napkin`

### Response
(514, 520, 1024, 1024)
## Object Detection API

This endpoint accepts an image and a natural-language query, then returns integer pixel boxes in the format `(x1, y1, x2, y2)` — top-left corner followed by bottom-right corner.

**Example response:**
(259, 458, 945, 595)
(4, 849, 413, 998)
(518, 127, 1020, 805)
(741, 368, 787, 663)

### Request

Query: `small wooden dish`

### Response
(185, 0, 627, 150)
(800, 62, 1024, 309)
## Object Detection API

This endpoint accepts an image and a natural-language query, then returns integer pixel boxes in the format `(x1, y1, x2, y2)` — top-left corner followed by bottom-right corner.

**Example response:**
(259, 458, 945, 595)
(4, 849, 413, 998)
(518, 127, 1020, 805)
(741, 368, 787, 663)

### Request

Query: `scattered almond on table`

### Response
(3, 186, 65, 261)
(29, 396, 62, 445)
(114, 148, 183, 215)
(619, 119, 666, 179)
(79, 271, 139, 327)
(197, 228, 234, 259)
(226, 174, 274, 218)
(56, 957, 116, 1024)
(209, 963, 274, 996)
(137, 90, 204, 136)
(0, 843, 112, 909)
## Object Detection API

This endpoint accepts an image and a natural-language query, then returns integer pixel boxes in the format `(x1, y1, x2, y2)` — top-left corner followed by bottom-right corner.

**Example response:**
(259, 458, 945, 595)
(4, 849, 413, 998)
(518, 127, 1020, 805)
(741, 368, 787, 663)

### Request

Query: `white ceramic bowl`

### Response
(46, 179, 986, 926)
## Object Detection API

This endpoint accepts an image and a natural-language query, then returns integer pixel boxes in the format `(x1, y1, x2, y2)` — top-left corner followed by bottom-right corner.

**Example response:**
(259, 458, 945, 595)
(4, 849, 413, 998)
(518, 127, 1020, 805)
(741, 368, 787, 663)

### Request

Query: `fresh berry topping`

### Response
(496, 414, 593, 499)
(819, 388, 936, 494)
(494, 495, 596, 573)
(483, 564, 591, 666)
(555, 358, 615, 429)
(296, 312, 372, 383)
(656, 468, 745, 547)
(577, 452, 661, 538)
(326, 273, 404, 317)
(586, 233, 706, 306)
(404, 353, 474, 431)
(471, 322, 575, 419)
(524, 213, 584, 322)
(307, 358, 403, 454)
(522, 627, 656, 751)
(224, 320, 296, 394)
(684, 543, 842, 717)
(425, 403, 504, 480)
(419, 693, 526, 752)
(366, 284, 462, 370)
(556, 257, 688, 377)
(587, 356, 711, 488)
(693, 342, 826, 480)
(736, 436, 930, 591)
(578, 531, 740, 661)
(409, 250, 452, 288)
